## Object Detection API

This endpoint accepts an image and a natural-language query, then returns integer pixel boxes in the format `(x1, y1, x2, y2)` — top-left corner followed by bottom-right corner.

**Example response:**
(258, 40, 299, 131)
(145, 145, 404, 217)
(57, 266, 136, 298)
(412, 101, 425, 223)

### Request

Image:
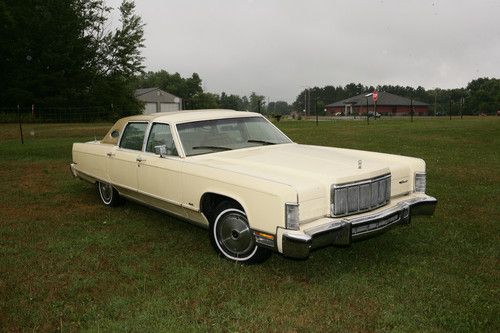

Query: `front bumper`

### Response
(278, 195, 437, 259)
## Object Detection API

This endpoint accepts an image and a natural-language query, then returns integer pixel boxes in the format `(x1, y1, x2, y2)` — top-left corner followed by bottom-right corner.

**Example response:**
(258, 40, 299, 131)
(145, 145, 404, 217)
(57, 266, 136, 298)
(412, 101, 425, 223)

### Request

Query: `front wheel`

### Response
(210, 202, 271, 264)
(97, 181, 121, 207)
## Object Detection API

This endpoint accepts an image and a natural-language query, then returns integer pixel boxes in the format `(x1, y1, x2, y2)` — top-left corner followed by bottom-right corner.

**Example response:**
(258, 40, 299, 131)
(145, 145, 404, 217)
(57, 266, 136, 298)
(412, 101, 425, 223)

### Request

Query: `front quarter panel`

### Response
(181, 161, 297, 234)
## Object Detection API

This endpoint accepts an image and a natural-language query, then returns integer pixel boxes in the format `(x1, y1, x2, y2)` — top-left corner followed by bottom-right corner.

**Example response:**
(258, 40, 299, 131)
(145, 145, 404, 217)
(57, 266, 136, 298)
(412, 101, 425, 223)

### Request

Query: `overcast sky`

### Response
(109, 0, 500, 102)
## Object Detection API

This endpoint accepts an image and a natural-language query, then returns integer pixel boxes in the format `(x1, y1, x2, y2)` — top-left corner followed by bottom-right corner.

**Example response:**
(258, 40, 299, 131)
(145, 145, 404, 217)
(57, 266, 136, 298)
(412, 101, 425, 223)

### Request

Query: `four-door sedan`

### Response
(70, 110, 437, 263)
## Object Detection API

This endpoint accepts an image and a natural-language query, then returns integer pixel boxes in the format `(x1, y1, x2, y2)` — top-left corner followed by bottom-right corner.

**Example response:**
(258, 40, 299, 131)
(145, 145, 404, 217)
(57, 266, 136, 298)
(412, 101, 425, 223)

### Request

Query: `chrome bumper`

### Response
(280, 195, 437, 259)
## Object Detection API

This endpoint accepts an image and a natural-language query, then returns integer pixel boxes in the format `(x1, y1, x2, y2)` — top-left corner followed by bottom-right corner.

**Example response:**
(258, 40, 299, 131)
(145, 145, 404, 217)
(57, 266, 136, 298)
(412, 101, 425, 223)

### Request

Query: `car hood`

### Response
(190, 143, 421, 200)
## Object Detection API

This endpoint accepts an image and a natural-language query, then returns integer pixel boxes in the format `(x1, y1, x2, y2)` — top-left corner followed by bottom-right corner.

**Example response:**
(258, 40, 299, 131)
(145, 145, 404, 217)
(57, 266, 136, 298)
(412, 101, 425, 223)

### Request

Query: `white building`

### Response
(134, 88, 182, 114)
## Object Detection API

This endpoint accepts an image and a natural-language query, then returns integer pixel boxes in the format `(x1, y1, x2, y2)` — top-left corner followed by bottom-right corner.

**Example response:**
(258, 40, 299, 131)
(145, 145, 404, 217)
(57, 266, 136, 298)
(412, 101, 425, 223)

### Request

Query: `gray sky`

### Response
(110, 0, 500, 102)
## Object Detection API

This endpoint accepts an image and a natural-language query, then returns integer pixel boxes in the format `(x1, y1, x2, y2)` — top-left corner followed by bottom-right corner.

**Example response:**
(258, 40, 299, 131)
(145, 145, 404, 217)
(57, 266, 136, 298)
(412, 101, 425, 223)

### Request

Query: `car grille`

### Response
(331, 174, 391, 217)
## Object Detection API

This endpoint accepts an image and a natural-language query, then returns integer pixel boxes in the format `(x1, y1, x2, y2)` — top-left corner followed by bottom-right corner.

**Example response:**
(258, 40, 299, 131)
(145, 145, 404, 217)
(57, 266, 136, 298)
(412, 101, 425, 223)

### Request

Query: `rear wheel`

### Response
(97, 181, 120, 206)
(209, 202, 271, 264)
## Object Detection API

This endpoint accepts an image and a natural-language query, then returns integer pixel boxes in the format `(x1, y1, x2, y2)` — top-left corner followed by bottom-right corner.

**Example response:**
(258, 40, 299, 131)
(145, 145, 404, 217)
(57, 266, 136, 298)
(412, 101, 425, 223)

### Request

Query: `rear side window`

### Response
(119, 122, 148, 150)
(145, 123, 177, 156)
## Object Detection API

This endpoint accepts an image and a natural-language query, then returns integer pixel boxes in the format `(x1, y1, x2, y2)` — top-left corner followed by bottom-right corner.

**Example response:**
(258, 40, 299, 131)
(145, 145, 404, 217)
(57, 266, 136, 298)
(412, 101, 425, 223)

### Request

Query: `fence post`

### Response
(449, 98, 452, 120)
(17, 104, 24, 144)
(410, 98, 414, 123)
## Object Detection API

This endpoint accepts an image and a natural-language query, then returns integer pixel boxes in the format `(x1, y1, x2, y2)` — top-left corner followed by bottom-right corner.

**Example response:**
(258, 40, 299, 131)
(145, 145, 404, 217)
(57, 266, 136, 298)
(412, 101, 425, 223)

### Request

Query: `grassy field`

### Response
(0, 117, 498, 332)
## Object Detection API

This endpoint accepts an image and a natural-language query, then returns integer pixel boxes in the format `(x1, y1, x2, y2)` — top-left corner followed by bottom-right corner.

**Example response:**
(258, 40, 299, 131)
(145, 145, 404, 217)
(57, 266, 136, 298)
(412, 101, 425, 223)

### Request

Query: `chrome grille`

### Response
(331, 174, 391, 216)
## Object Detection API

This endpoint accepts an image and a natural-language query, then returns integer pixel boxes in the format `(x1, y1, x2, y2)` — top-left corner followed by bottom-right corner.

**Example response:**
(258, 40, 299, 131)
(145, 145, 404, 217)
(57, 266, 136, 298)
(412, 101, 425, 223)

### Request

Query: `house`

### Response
(134, 88, 182, 114)
(325, 91, 430, 116)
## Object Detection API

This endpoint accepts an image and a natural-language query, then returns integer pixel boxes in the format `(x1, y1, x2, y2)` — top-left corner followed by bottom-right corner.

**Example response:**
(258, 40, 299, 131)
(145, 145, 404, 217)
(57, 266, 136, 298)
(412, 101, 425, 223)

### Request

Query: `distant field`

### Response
(0, 117, 499, 332)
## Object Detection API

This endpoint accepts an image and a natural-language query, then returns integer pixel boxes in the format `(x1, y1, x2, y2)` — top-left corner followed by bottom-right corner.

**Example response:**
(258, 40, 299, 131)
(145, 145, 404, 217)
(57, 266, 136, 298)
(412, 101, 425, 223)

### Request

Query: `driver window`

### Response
(146, 123, 178, 156)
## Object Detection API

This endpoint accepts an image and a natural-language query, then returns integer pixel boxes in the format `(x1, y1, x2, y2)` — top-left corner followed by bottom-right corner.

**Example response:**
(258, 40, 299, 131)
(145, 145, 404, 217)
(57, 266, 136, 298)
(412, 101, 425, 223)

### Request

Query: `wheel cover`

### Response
(215, 210, 255, 258)
(99, 182, 112, 203)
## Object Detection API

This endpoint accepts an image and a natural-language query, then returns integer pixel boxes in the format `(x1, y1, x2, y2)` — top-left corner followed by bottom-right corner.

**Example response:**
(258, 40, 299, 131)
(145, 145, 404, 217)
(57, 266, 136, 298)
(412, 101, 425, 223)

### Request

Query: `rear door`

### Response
(108, 122, 148, 192)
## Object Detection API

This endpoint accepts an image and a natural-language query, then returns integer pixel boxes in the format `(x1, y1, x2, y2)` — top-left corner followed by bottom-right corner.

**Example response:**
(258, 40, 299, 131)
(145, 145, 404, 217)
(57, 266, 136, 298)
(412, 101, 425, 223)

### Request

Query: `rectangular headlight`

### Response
(414, 172, 426, 193)
(285, 203, 299, 230)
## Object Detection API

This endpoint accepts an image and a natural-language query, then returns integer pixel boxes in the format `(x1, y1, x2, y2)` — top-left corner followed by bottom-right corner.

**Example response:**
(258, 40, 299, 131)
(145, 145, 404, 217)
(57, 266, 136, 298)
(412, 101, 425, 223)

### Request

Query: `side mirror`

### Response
(154, 145, 167, 157)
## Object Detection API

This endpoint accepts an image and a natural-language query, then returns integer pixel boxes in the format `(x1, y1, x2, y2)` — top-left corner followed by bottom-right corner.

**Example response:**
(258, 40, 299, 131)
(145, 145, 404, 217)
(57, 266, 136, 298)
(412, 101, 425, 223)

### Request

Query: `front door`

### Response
(137, 122, 186, 217)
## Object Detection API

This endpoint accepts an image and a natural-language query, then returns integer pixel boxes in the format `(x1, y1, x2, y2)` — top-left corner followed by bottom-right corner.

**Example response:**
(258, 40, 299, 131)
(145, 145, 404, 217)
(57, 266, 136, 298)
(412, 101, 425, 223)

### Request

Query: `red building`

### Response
(325, 91, 430, 116)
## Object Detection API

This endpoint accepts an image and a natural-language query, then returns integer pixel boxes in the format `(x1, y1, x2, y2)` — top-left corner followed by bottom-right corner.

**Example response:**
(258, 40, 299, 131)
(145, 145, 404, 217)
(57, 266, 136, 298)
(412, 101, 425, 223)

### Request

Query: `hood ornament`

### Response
(358, 160, 362, 169)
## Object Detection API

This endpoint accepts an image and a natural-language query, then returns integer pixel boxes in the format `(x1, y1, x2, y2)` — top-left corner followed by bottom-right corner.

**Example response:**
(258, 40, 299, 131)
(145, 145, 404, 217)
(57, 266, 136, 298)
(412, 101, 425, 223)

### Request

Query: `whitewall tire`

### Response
(209, 202, 271, 264)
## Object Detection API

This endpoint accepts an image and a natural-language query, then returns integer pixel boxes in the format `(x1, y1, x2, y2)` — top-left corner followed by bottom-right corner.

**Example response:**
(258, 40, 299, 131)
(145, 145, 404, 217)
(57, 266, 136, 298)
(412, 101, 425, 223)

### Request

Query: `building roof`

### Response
(134, 87, 159, 97)
(325, 91, 429, 107)
(134, 87, 181, 103)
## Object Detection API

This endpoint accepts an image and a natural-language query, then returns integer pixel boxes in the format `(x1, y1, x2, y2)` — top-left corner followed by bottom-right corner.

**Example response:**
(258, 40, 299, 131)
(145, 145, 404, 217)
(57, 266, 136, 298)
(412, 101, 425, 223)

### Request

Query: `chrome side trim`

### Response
(119, 190, 208, 229)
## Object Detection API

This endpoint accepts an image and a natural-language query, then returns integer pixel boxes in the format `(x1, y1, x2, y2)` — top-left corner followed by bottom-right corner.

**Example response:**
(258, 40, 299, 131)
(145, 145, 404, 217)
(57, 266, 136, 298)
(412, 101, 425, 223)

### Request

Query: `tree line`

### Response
(294, 78, 500, 116)
(134, 70, 289, 114)
(1, 0, 498, 118)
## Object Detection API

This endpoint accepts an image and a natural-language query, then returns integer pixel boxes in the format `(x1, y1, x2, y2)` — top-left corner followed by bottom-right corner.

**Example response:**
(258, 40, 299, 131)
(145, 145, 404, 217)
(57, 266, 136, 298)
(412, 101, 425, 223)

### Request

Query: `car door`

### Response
(137, 122, 186, 217)
(108, 121, 148, 193)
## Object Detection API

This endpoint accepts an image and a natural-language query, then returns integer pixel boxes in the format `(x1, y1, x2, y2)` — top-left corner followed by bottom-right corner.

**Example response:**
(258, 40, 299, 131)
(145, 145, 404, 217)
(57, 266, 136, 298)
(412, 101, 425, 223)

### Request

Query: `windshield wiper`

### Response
(192, 145, 232, 151)
(247, 139, 276, 145)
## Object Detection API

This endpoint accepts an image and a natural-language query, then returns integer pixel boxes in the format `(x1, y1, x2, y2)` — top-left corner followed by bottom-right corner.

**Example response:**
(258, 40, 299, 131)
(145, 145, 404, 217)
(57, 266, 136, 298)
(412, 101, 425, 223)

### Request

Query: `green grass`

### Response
(0, 117, 499, 332)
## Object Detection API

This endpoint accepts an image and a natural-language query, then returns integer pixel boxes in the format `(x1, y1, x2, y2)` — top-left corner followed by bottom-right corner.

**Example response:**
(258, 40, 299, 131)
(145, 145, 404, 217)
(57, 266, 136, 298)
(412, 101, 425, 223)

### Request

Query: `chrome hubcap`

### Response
(99, 182, 112, 202)
(217, 212, 254, 256)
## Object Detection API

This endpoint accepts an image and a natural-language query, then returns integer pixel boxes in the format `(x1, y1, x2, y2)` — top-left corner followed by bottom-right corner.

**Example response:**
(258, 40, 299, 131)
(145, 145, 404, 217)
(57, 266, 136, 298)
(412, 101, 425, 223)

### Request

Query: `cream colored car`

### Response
(70, 110, 437, 263)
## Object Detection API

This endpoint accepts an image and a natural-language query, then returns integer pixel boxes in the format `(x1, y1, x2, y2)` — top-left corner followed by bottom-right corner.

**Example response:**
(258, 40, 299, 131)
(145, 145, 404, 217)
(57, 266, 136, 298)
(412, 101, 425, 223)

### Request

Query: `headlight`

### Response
(285, 203, 299, 230)
(414, 172, 426, 193)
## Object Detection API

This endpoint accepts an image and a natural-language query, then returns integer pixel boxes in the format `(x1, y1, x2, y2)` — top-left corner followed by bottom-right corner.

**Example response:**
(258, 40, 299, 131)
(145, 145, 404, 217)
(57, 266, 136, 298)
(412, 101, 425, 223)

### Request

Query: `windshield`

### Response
(176, 116, 292, 156)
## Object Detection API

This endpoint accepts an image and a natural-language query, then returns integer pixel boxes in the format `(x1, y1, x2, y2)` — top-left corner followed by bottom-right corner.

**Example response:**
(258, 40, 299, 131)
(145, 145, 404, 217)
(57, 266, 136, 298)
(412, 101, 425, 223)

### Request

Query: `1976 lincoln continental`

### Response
(71, 110, 437, 263)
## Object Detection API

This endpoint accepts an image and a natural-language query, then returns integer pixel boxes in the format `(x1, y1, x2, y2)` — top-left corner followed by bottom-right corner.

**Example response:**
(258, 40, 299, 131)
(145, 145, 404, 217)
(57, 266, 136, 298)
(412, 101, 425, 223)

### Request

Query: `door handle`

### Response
(136, 157, 146, 162)
(106, 152, 115, 157)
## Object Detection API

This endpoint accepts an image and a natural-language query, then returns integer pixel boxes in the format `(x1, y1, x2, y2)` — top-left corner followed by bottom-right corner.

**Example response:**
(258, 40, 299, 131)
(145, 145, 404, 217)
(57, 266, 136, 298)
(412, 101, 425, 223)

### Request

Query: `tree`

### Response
(465, 78, 500, 114)
(103, 0, 145, 77)
(0, 0, 93, 106)
(0, 0, 145, 115)
(249, 92, 266, 113)
(189, 92, 219, 109)
(268, 101, 291, 115)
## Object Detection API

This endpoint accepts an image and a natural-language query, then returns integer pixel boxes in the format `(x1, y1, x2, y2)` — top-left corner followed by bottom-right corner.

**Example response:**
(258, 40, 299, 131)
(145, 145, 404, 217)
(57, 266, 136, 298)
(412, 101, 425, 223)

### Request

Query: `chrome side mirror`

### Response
(154, 145, 167, 157)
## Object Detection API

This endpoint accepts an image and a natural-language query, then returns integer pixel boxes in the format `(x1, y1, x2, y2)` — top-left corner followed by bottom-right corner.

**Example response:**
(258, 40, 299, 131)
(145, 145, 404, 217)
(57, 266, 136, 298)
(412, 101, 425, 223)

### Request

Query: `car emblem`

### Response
(358, 160, 362, 169)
